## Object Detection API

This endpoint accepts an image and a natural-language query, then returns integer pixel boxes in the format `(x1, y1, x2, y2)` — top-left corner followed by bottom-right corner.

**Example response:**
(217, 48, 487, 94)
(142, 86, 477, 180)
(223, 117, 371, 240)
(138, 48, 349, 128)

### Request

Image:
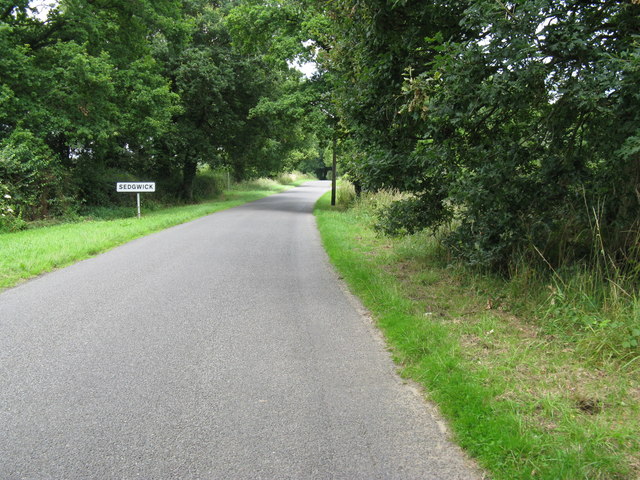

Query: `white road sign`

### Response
(116, 182, 156, 218)
(117, 182, 156, 192)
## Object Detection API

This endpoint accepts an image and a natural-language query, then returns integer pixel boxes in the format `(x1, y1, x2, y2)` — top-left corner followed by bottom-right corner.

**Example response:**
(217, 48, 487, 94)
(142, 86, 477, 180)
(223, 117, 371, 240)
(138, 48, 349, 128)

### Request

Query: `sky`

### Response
(291, 40, 319, 78)
(28, 0, 57, 20)
(290, 60, 318, 78)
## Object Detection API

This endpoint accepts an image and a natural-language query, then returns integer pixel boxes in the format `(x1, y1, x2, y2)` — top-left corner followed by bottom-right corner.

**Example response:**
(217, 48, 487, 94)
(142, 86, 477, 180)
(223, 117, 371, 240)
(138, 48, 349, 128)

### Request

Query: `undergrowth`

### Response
(316, 186, 640, 479)
(342, 182, 640, 365)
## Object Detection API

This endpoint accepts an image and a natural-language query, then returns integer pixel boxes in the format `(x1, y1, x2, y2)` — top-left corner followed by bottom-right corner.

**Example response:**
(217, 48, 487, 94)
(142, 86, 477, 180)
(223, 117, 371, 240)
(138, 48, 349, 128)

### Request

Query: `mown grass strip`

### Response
(0, 182, 302, 290)
(315, 192, 636, 480)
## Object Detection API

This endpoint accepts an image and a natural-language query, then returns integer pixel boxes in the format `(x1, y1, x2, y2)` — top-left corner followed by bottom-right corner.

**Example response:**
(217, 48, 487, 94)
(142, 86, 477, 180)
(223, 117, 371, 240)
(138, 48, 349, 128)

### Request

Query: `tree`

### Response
(155, 0, 313, 198)
(320, 0, 640, 271)
(0, 0, 180, 213)
(225, 0, 338, 177)
(400, 0, 640, 268)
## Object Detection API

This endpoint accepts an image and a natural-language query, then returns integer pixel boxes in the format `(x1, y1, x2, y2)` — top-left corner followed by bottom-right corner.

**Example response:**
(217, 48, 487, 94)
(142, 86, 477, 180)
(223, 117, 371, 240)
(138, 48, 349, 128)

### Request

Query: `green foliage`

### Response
(225, 0, 304, 66)
(538, 270, 640, 361)
(0, 0, 181, 211)
(320, 0, 640, 275)
(192, 166, 227, 200)
(9, 0, 636, 283)
(317, 190, 640, 478)
(376, 194, 450, 237)
(225, 0, 340, 177)
(0, 183, 25, 232)
(74, 166, 138, 207)
(0, 0, 321, 214)
(335, 181, 356, 210)
(0, 128, 68, 220)
(274, 170, 312, 185)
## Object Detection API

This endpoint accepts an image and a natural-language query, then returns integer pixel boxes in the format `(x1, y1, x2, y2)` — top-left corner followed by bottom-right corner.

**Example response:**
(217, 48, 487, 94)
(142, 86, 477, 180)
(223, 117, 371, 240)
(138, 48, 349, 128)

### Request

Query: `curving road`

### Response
(0, 181, 481, 479)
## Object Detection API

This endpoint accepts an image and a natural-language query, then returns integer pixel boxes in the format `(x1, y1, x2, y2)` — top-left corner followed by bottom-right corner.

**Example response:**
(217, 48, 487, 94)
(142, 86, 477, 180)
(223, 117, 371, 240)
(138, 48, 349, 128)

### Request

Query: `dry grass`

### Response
(384, 253, 640, 477)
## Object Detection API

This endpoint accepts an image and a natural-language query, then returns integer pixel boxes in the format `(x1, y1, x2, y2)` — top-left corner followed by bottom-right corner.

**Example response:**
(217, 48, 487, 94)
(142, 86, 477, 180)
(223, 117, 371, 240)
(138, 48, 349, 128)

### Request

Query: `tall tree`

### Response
(0, 0, 180, 214)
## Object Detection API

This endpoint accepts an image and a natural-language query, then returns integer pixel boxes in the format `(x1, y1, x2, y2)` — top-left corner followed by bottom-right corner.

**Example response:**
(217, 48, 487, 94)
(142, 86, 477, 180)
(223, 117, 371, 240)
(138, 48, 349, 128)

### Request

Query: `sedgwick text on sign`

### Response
(116, 182, 156, 192)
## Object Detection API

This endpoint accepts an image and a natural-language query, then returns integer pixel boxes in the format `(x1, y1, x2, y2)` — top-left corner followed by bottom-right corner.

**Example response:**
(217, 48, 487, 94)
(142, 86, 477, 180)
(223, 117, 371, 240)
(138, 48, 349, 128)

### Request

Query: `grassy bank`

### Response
(0, 177, 309, 290)
(315, 190, 640, 480)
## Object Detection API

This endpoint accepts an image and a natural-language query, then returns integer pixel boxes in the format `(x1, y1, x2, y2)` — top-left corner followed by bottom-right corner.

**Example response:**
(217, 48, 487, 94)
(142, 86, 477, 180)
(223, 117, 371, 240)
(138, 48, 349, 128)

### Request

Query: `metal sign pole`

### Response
(137, 193, 141, 219)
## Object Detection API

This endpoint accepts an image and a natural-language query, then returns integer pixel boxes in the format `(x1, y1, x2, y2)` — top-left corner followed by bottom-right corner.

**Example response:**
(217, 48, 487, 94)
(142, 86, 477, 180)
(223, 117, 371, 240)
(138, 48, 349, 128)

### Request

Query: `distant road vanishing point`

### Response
(0, 181, 481, 479)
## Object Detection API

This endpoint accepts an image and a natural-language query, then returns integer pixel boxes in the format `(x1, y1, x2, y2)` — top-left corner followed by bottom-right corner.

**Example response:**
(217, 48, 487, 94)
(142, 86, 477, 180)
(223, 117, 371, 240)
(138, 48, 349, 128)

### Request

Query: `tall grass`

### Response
(192, 165, 229, 200)
(335, 181, 356, 209)
(317, 187, 640, 479)
(340, 182, 640, 365)
(515, 203, 640, 364)
(274, 170, 315, 185)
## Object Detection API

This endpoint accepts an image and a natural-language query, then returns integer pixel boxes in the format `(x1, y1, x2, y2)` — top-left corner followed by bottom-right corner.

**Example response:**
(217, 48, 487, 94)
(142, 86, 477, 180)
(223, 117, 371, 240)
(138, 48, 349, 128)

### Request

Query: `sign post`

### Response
(116, 182, 156, 218)
(331, 133, 337, 206)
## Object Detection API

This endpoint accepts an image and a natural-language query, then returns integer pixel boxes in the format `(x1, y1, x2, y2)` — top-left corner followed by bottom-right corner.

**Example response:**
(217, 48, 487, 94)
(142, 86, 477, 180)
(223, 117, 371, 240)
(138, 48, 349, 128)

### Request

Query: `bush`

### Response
(336, 181, 356, 208)
(75, 165, 139, 207)
(274, 170, 310, 185)
(0, 185, 26, 232)
(0, 128, 69, 220)
(192, 167, 227, 200)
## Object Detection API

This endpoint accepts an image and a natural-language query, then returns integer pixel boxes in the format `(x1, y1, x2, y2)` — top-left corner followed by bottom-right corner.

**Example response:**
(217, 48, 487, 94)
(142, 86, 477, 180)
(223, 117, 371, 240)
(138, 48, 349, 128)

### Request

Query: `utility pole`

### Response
(331, 132, 337, 206)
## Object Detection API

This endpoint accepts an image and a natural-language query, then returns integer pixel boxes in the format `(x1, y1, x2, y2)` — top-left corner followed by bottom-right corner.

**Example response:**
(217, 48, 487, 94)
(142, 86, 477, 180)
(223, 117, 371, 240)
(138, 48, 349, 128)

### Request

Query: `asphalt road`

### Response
(0, 181, 481, 479)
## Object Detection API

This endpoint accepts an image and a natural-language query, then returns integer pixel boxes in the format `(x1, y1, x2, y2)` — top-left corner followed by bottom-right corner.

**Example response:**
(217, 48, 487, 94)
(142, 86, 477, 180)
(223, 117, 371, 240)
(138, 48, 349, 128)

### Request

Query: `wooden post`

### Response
(331, 133, 337, 206)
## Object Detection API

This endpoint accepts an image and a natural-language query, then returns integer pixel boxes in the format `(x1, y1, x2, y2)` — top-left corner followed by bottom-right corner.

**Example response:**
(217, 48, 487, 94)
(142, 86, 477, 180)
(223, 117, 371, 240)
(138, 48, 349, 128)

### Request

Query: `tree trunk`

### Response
(181, 158, 197, 202)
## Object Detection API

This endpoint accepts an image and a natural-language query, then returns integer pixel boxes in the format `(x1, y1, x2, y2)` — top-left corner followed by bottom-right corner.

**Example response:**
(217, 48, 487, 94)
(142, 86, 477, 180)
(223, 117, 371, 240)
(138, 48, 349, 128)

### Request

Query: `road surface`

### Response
(0, 181, 481, 479)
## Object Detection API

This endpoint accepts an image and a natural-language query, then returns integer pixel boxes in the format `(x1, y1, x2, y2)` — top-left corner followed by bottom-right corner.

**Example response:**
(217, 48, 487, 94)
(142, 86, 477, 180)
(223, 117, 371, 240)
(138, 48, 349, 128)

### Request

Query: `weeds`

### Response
(335, 181, 356, 209)
(317, 185, 640, 479)
(339, 180, 640, 365)
(525, 201, 640, 364)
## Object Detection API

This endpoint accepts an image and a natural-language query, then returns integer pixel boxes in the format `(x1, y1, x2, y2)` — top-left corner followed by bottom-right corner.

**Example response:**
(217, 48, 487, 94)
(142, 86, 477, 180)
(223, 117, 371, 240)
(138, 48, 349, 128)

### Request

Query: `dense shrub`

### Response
(0, 184, 25, 232)
(192, 167, 227, 201)
(0, 129, 70, 221)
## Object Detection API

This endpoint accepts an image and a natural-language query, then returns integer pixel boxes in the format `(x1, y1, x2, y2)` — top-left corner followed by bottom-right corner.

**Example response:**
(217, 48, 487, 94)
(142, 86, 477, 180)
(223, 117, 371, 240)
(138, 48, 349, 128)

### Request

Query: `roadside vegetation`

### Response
(3, 1, 639, 476)
(0, 1, 332, 234)
(0, 172, 312, 290)
(316, 184, 640, 480)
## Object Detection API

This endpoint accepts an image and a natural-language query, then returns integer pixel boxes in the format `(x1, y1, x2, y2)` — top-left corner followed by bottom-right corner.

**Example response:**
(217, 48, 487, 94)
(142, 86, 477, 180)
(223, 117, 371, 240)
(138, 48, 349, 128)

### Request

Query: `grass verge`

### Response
(0, 178, 307, 290)
(315, 191, 640, 480)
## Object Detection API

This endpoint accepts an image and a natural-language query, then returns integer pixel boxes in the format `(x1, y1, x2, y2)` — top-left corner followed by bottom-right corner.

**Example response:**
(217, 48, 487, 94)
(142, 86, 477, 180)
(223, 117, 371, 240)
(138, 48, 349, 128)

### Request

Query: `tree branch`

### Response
(1, 4, 15, 21)
(26, 19, 67, 50)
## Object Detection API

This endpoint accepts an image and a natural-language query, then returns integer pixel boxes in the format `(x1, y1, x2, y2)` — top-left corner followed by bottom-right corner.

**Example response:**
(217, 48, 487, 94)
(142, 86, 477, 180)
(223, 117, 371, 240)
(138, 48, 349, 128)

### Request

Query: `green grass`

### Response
(0, 179, 307, 290)
(315, 192, 640, 480)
